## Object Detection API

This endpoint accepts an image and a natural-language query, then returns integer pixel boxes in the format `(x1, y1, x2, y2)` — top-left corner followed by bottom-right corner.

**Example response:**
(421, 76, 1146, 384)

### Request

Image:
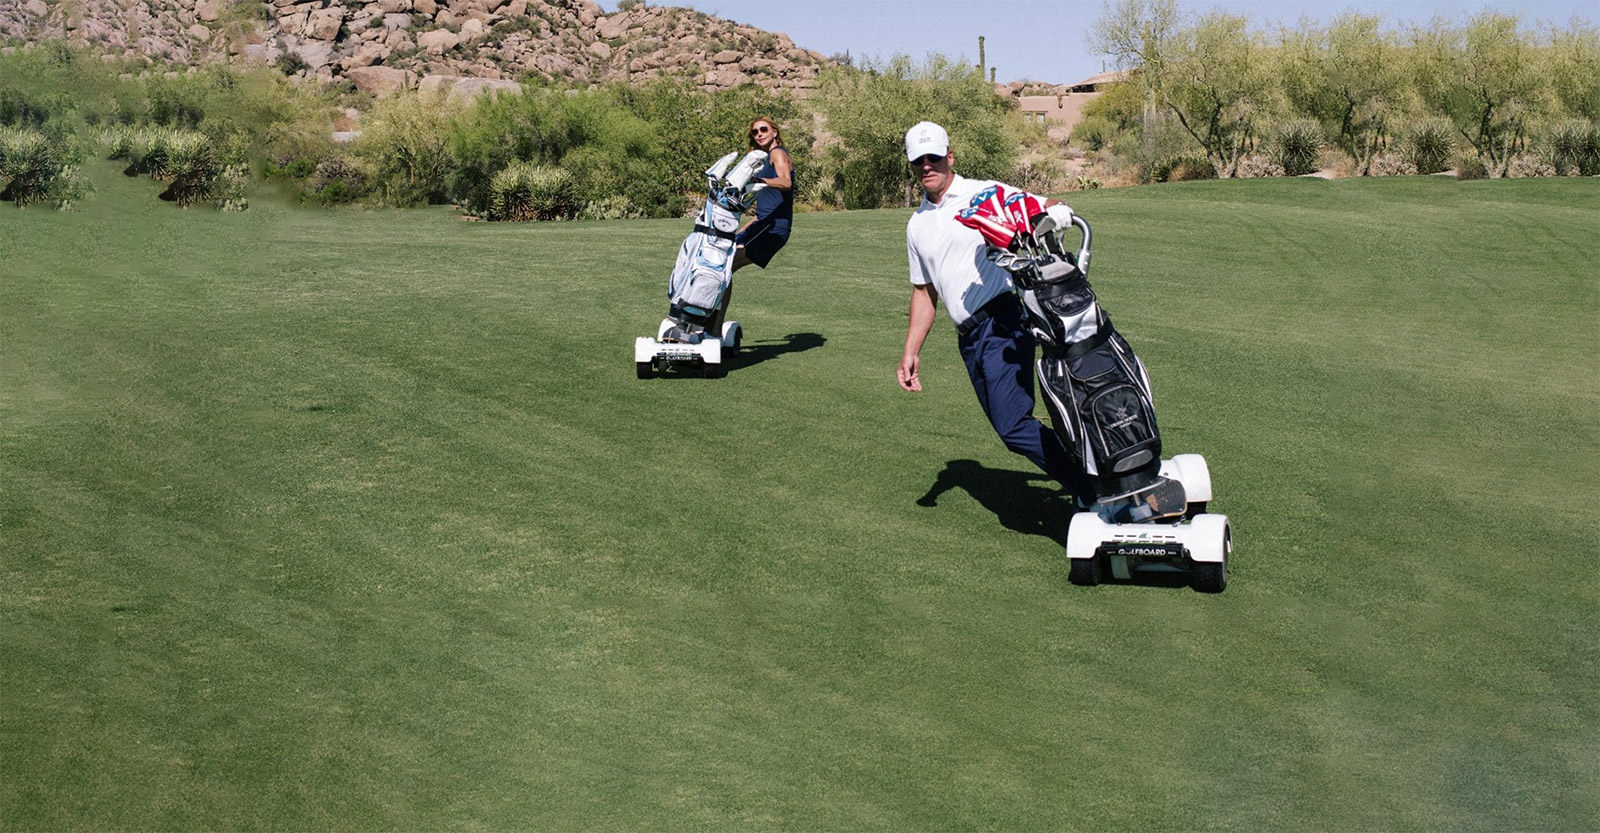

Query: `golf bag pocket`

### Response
(1025, 276, 1099, 348)
(1066, 331, 1161, 477)
(668, 201, 739, 322)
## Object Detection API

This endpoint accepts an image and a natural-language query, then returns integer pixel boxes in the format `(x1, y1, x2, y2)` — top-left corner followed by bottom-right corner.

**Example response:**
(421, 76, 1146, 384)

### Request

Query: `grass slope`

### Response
(2, 166, 1596, 831)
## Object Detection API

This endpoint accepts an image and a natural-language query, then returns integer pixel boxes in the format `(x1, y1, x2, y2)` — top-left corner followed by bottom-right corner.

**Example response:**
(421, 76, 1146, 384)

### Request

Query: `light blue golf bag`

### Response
(663, 150, 767, 342)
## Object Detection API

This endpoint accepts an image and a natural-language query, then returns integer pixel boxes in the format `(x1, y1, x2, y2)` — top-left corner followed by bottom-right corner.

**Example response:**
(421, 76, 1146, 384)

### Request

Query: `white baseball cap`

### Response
(905, 121, 949, 161)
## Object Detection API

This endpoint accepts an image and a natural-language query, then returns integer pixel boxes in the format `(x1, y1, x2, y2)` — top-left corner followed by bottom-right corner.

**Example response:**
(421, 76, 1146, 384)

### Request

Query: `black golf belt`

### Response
(956, 293, 1018, 337)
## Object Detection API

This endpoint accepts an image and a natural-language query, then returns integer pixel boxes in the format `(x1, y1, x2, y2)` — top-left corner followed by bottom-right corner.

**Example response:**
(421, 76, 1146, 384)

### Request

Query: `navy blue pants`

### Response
(957, 295, 1089, 499)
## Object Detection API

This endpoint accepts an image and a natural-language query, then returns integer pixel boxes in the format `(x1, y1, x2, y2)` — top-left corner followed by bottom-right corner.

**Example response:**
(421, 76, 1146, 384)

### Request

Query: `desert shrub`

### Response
(1504, 154, 1556, 178)
(1397, 118, 1456, 175)
(1366, 151, 1417, 177)
(1235, 153, 1286, 178)
(108, 125, 182, 179)
(448, 82, 698, 217)
(1542, 119, 1600, 176)
(275, 52, 309, 76)
(158, 130, 250, 208)
(1070, 115, 1118, 151)
(351, 90, 461, 206)
(308, 157, 367, 205)
(264, 157, 316, 179)
(810, 54, 1016, 208)
(579, 194, 645, 220)
(1267, 118, 1324, 176)
(1007, 156, 1065, 194)
(611, 77, 808, 215)
(1153, 153, 1217, 182)
(1453, 153, 1489, 180)
(486, 161, 577, 221)
(0, 126, 91, 208)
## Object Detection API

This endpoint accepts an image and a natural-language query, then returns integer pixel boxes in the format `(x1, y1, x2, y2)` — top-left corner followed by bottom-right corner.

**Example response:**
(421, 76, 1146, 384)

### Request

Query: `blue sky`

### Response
(595, 0, 1596, 86)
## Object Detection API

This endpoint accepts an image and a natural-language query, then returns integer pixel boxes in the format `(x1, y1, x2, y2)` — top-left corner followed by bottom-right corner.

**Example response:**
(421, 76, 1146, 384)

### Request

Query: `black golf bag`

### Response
(958, 187, 1184, 522)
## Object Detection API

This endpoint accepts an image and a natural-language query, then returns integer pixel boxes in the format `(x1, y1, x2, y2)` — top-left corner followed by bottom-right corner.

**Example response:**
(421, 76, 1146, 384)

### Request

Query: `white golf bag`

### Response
(662, 149, 768, 342)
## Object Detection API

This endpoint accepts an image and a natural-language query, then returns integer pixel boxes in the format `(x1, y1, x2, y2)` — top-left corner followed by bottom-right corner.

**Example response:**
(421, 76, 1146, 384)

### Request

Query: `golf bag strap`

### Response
(695, 223, 737, 240)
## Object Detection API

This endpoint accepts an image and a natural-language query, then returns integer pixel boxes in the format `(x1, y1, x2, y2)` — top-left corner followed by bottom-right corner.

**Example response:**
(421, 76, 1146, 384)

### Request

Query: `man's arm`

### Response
(898, 283, 938, 392)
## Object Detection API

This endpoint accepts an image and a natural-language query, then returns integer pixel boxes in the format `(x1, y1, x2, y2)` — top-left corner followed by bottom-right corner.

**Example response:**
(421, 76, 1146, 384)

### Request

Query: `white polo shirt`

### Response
(906, 174, 1015, 326)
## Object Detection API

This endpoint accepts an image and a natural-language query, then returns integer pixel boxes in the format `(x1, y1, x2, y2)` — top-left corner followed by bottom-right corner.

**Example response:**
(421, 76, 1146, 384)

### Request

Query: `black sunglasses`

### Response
(909, 154, 946, 167)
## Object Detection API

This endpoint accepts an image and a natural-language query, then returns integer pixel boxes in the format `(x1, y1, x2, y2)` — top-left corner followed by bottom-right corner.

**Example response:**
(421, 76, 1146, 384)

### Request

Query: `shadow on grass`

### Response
(729, 332, 826, 370)
(917, 459, 1073, 546)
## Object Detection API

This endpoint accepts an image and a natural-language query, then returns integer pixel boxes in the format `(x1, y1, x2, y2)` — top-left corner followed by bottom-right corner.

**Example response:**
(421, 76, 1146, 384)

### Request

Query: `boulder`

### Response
(297, 39, 334, 68)
(383, 12, 412, 29)
(587, 40, 610, 60)
(277, 10, 308, 35)
(596, 14, 628, 39)
(459, 17, 487, 42)
(343, 39, 390, 67)
(449, 77, 521, 99)
(195, 0, 220, 22)
(711, 49, 740, 64)
(307, 7, 344, 40)
(347, 65, 415, 95)
(704, 68, 748, 88)
(417, 28, 458, 52)
(414, 0, 437, 14)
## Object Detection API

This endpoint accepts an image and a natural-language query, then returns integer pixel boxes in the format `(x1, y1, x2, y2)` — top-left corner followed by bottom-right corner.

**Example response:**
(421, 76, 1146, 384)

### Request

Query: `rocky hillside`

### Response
(2, 0, 835, 96)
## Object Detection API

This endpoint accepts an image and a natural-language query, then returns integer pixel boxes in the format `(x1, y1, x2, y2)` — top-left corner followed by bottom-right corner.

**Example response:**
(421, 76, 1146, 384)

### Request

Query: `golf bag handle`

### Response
(1069, 214, 1091, 275)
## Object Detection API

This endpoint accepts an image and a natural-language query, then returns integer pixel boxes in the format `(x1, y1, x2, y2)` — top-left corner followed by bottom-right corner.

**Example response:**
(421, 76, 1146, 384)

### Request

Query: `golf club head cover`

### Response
(955, 184, 1024, 250)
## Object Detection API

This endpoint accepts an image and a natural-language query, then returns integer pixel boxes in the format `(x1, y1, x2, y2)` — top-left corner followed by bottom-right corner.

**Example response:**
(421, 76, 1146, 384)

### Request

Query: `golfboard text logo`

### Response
(1120, 547, 1173, 557)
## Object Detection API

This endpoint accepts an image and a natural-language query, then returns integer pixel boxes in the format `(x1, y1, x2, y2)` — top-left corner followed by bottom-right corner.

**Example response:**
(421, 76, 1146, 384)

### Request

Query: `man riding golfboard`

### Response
(897, 121, 1092, 502)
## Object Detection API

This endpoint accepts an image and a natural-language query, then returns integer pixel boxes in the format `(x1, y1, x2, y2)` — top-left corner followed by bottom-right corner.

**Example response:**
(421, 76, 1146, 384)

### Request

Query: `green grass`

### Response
(2, 166, 1596, 831)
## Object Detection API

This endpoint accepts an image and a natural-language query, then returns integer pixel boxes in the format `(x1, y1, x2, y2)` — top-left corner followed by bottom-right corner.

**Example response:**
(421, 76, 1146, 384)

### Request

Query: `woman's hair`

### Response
(748, 117, 782, 149)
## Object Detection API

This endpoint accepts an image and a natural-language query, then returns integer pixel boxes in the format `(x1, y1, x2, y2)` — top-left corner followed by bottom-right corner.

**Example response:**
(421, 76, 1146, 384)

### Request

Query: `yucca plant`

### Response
(160, 131, 226, 207)
(487, 162, 577, 222)
(1398, 118, 1457, 175)
(1544, 120, 1600, 176)
(1, 126, 89, 209)
(108, 125, 183, 180)
(1268, 119, 1325, 177)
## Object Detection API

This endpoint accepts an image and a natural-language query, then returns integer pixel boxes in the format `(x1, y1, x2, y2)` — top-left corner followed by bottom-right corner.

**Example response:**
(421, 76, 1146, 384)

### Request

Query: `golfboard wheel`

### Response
(1190, 522, 1231, 594)
(1068, 554, 1102, 586)
(636, 360, 654, 379)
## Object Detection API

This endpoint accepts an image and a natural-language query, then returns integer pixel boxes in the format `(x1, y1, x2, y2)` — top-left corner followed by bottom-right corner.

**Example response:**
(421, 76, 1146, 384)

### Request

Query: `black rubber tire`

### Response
(704, 362, 724, 379)
(1068, 556, 1101, 587)
(1192, 562, 1226, 593)
(1192, 528, 1229, 593)
(636, 360, 653, 379)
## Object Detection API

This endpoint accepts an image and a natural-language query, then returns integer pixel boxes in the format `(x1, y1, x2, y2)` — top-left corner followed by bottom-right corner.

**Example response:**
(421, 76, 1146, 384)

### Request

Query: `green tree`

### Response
(351, 90, 463, 206)
(1412, 13, 1547, 176)
(1280, 13, 1406, 174)
(811, 53, 1013, 209)
(1093, 0, 1278, 176)
(1545, 20, 1600, 121)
